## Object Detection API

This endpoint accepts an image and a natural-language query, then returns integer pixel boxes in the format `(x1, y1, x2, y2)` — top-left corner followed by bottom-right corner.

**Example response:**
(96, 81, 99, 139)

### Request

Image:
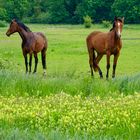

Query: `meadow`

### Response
(0, 24, 140, 139)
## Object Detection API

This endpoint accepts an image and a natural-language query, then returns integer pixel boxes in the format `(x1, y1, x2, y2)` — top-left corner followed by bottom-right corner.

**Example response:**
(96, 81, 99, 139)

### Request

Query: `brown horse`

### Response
(86, 17, 124, 79)
(6, 19, 47, 75)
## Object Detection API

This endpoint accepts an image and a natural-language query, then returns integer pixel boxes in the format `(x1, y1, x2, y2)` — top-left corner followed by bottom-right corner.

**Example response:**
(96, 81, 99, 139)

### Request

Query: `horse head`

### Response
(114, 17, 124, 38)
(6, 19, 19, 37)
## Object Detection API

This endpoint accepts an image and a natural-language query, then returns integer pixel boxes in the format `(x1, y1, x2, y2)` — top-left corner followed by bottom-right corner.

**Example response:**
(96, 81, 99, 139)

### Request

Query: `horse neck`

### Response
(17, 27, 29, 42)
(110, 29, 120, 44)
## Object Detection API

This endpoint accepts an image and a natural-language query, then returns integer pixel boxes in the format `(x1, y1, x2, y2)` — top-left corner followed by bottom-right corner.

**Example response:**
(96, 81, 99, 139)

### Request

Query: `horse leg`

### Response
(41, 48, 47, 76)
(24, 54, 28, 73)
(89, 49, 103, 78)
(94, 62, 103, 78)
(96, 54, 103, 64)
(29, 54, 32, 73)
(112, 53, 120, 78)
(88, 49, 94, 76)
(33, 53, 38, 73)
(106, 52, 111, 79)
(95, 54, 103, 78)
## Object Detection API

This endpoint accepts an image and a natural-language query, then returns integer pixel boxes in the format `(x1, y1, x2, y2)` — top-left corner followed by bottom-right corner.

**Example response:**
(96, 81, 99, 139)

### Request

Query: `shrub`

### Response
(0, 8, 8, 21)
(0, 20, 7, 27)
(22, 17, 31, 23)
(37, 13, 49, 23)
(23, 13, 50, 24)
(83, 15, 92, 28)
(102, 20, 111, 28)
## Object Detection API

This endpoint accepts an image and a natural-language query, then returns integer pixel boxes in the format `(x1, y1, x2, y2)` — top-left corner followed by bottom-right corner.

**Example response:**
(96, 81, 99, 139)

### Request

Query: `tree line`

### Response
(0, 0, 140, 24)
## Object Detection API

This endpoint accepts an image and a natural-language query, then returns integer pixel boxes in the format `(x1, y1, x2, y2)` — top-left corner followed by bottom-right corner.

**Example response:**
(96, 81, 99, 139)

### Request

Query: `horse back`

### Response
(34, 32, 47, 43)
(87, 31, 110, 54)
(33, 32, 48, 52)
(87, 31, 101, 41)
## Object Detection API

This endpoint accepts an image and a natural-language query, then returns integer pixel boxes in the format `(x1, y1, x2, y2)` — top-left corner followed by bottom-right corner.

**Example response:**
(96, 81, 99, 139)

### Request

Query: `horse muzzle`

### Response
(6, 32, 11, 37)
(116, 33, 121, 39)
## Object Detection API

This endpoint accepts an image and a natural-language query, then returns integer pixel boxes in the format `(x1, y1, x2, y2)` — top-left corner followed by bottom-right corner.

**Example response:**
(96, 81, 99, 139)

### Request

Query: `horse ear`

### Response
(12, 19, 16, 22)
(122, 17, 124, 23)
(114, 16, 117, 21)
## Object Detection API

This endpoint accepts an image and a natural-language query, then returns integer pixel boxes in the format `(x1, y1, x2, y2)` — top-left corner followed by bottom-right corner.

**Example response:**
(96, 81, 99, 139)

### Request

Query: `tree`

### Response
(0, 0, 139, 23)
(46, 0, 69, 23)
(64, 0, 82, 23)
(0, 8, 7, 21)
(4, 0, 29, 21)
(112, 0, 140, 23)
(75, 0, 114, 23)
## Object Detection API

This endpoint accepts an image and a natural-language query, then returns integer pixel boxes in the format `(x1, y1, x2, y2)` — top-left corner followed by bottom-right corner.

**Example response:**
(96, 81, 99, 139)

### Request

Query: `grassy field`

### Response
(0, 24, 140, 139)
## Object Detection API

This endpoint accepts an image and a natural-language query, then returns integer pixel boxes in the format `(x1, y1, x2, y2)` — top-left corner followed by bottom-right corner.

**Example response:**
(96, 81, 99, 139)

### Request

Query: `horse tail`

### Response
(92, 49, 98, 72)
(86, 36, 98, 72)
(40, 33, 47, 75)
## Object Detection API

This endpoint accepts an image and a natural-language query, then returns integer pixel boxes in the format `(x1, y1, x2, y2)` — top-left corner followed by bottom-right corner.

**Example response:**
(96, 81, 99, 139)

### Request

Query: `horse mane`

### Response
(15, 19, 31, 32)
(110, 17, 123, 31)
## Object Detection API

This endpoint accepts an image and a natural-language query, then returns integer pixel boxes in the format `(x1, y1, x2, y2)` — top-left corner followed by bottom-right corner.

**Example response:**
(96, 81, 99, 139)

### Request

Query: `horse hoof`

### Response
(99, 74, 103, 79)
(43, 70, 47, 76)
(112, 76, 115, 79)
(43, 73, 47, 77)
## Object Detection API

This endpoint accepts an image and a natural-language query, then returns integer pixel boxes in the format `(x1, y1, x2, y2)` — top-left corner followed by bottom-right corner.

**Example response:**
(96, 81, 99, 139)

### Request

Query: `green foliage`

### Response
(102, 20, 111, 28)
(112, 0, 140, 23)
(3, 0, 29, 21)
(83, 15, 92, 28)
(0, 20, 7, 27)
(45, 0, 70, 24)
(0, 0, 140, 23)
(0, 8, 7, 21)
(75, 0, 115, 23)
(23, 13, 50, 24)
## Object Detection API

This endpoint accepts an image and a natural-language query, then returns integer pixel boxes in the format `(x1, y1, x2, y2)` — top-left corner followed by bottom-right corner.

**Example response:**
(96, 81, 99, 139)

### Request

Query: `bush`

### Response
(22, 17, 31, 23)
(0, 8, 8, 21)
(32, 13, 50, 24)
(0, 20, 7, 27)
(102, 20, 111, 28)
(83, 15, 92, 28)
(23, 13, 50, 24)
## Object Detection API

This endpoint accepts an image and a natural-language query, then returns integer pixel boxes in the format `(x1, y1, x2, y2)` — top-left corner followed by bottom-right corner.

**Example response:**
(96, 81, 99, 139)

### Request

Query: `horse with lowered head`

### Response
(86, 17, 124, 79)
(6, 19, 48, 75)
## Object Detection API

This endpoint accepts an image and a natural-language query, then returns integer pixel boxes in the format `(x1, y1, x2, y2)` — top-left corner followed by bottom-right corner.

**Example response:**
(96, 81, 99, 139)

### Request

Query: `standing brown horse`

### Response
(86, 17, 124, 79)
(6, 19, 47, 75)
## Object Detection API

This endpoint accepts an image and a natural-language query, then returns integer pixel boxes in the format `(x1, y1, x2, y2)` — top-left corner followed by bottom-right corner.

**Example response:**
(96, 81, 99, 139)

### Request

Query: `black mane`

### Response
(15, 19, 31, 32)
(110, 18, 123, 31)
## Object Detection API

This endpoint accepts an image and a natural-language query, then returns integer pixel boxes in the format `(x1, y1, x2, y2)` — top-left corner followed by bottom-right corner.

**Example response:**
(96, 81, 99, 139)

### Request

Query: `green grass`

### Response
(1, 24, 140, 76)
(0, 24, 140, 139)
(1, 93, 140, 139)
(0, 70, 140, 97)
(1, 128, 123, 140)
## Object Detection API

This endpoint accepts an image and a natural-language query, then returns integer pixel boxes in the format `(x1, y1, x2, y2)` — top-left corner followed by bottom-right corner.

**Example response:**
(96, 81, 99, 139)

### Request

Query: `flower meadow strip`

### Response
(0, 93, 140, 138)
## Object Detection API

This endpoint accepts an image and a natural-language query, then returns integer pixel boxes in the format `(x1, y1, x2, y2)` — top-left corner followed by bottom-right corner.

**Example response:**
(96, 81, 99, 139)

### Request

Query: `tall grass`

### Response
(1, 128, 136, 140)
(0, 70, 140, 97)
